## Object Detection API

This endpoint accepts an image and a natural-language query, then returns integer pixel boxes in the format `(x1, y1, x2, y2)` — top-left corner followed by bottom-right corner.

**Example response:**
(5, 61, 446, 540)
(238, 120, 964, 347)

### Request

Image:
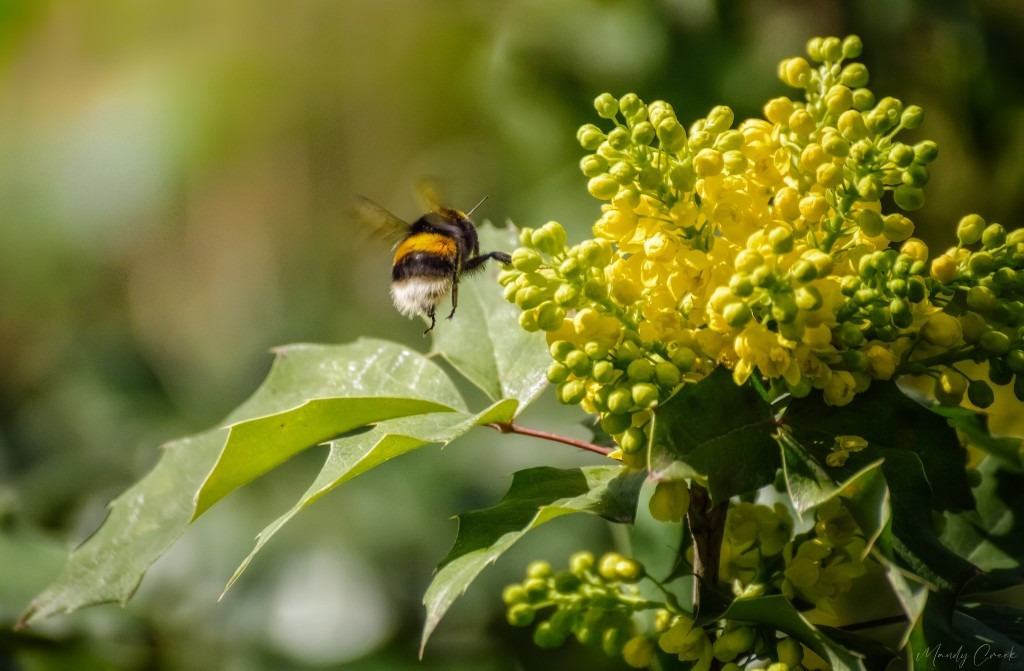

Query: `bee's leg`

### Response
(423, 307, 437, 336)
(447, 279, 459, 320)
(462, 251, 512, 273)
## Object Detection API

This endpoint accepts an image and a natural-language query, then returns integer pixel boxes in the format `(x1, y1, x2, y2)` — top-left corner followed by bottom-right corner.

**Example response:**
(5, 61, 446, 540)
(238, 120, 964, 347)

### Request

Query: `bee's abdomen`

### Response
(391, 251, 456, 281)
(392, 233, 457, 267)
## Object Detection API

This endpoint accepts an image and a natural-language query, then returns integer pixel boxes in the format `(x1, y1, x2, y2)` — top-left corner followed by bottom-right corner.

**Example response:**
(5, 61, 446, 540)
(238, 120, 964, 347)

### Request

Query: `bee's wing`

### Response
(351, 195, 411, 247)
(414, 177, 447, 213)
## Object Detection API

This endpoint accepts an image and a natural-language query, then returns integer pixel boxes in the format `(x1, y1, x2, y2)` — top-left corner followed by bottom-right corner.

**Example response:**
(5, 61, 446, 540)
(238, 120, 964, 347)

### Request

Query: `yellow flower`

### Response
(823, 370, 857, 406)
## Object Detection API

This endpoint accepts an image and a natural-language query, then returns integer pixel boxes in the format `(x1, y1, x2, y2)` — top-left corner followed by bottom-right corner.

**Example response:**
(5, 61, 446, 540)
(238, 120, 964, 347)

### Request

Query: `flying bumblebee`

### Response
(354, 192, 512, 334)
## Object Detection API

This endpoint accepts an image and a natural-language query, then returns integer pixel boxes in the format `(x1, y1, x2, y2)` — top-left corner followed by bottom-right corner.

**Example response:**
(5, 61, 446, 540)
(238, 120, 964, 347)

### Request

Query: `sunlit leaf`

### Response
(20, 339, 465, 627)
(430, 223, 549, 409)
(650, 366, 778, 502)
(223, 399, 519, 594)
(420, 465, 644, 654)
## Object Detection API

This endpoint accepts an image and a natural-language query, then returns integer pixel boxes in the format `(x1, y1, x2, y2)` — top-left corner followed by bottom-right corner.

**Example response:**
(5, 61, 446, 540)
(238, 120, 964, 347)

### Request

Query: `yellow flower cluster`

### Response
(501, 35, 1024, 454)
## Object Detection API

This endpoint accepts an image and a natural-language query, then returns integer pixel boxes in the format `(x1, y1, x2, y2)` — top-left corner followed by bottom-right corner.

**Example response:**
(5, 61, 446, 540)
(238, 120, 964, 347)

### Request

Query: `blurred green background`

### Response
(2, 1, 1023, 669)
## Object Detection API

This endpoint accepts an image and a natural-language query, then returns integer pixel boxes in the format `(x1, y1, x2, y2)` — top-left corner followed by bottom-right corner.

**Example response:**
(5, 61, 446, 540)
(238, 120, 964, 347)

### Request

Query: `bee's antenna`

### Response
(466, 195, 489, 217)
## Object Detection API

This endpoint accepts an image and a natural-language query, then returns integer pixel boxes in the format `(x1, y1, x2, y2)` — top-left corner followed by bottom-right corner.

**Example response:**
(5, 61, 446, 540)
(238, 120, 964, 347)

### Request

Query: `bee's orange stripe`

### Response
(394, 233, 457, 264)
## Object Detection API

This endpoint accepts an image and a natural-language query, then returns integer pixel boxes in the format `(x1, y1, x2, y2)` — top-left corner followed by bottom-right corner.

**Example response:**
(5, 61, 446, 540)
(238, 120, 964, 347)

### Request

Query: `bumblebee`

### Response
(354, 194, 512, 333)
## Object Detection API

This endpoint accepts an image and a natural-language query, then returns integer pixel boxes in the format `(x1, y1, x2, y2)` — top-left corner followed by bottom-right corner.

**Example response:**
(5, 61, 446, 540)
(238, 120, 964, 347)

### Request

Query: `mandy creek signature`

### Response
(915, 643, 1019, 669)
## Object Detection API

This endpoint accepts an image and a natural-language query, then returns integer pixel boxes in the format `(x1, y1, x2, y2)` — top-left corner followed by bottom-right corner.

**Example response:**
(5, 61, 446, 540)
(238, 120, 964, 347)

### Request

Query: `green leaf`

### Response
(430, 223, 549, 408)
(420, 465, 644, 654)
(782, 382, 973, 512)
(20, 339, 466, 627)
(942, 456, 1024, 580)
(931, 404, 1024, 470)
(719, 595, 867, 671)
(194, 396, 453, 517)
(650, 366, 778, 502)
(783, 385, 977, 590)
(223, 399, 519, 594)
(777, 428, 886, 521)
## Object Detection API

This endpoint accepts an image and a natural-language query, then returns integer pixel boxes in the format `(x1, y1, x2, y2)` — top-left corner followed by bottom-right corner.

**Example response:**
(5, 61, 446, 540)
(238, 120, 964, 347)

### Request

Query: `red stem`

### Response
(485, 422, 612, 456)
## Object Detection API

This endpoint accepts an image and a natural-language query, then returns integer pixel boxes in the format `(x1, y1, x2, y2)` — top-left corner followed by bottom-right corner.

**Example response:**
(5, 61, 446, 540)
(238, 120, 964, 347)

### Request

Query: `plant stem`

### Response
(486, 422, 612, 456)
(686, 483, 728, 613)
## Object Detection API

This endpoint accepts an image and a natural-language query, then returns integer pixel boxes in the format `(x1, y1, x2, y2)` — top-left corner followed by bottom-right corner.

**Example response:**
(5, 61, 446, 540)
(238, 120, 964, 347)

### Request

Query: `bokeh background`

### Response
(2, 1, 1023, 669)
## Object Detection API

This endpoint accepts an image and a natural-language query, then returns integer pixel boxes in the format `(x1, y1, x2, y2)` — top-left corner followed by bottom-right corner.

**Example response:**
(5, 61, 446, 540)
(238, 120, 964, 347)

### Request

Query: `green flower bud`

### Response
(706, 105, 735, 133)
(967, 285, 997, 313)
(856, 208, 884, 237)
(601, 412, 632, 436)
(597, 552, 624, 580)
(506, 603, 535, 627)
(852, 87, 875, 111)
(842, 34, 863, 58)
(805, 37, 824, 62)
(580, 153, 608, 177)
(565, 349, 591, 376)
(843, 349, 869, 372)
(981, 330, 1012, 356)
(671, 346, 697, 371)
(914, 140, 939, 163)
(982, 223, 1007, 249)
(558, 379, 587, 405)
(616, 340, 641, 364)
(901, 105, 924, 129)
(620, 93, 645, 121)
(795, 285, 823, 311)
(609, 160, 636, 184)
(607, 387, 634, 415)
(570, 551, 595, 575)
(772, 293, 799, 324)
(588, 175, 620, 200)
(920, 312, 963, 348)
(577, 124, 605, 150)
(894, 185, 925, 211)
(968, 379, 995, 408)
(533, 621, 563, 648)
(594, 92, 619, 119)
(632, 382, 660, 408)
(903, 163, 930, 188)
(583, 278, 608, 301)
(620, 426, 646, 454)
(550, 340, 575, 361)
(1014, 373, 1024, 402)
(546, 362, 570, 384)
(820, 36, 843, 62)
(857, 175, 883, 201)
(883, 213, 915, 242)
(553, 283, 579, 307)
(502, 583, 527, 605)
(632, 121, 656, 146)
(954, 214, 987, 245)
(1006, 349, 1024, 373)
(653, 361, 681, 387)
(991, 358, 1015, 386)
(822, 132, 850, 157)
(841, 322, 865, 346)
(969, 251, 996, 276)
(723, 301, 752, 327)
(614, 558, 646, 582)
(657, 117, 686, 152)
(770, 226, 794, 254)
(519, 309, 539, 331)
(627, 358, 655, 382)
(593, 360, 615, 383)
